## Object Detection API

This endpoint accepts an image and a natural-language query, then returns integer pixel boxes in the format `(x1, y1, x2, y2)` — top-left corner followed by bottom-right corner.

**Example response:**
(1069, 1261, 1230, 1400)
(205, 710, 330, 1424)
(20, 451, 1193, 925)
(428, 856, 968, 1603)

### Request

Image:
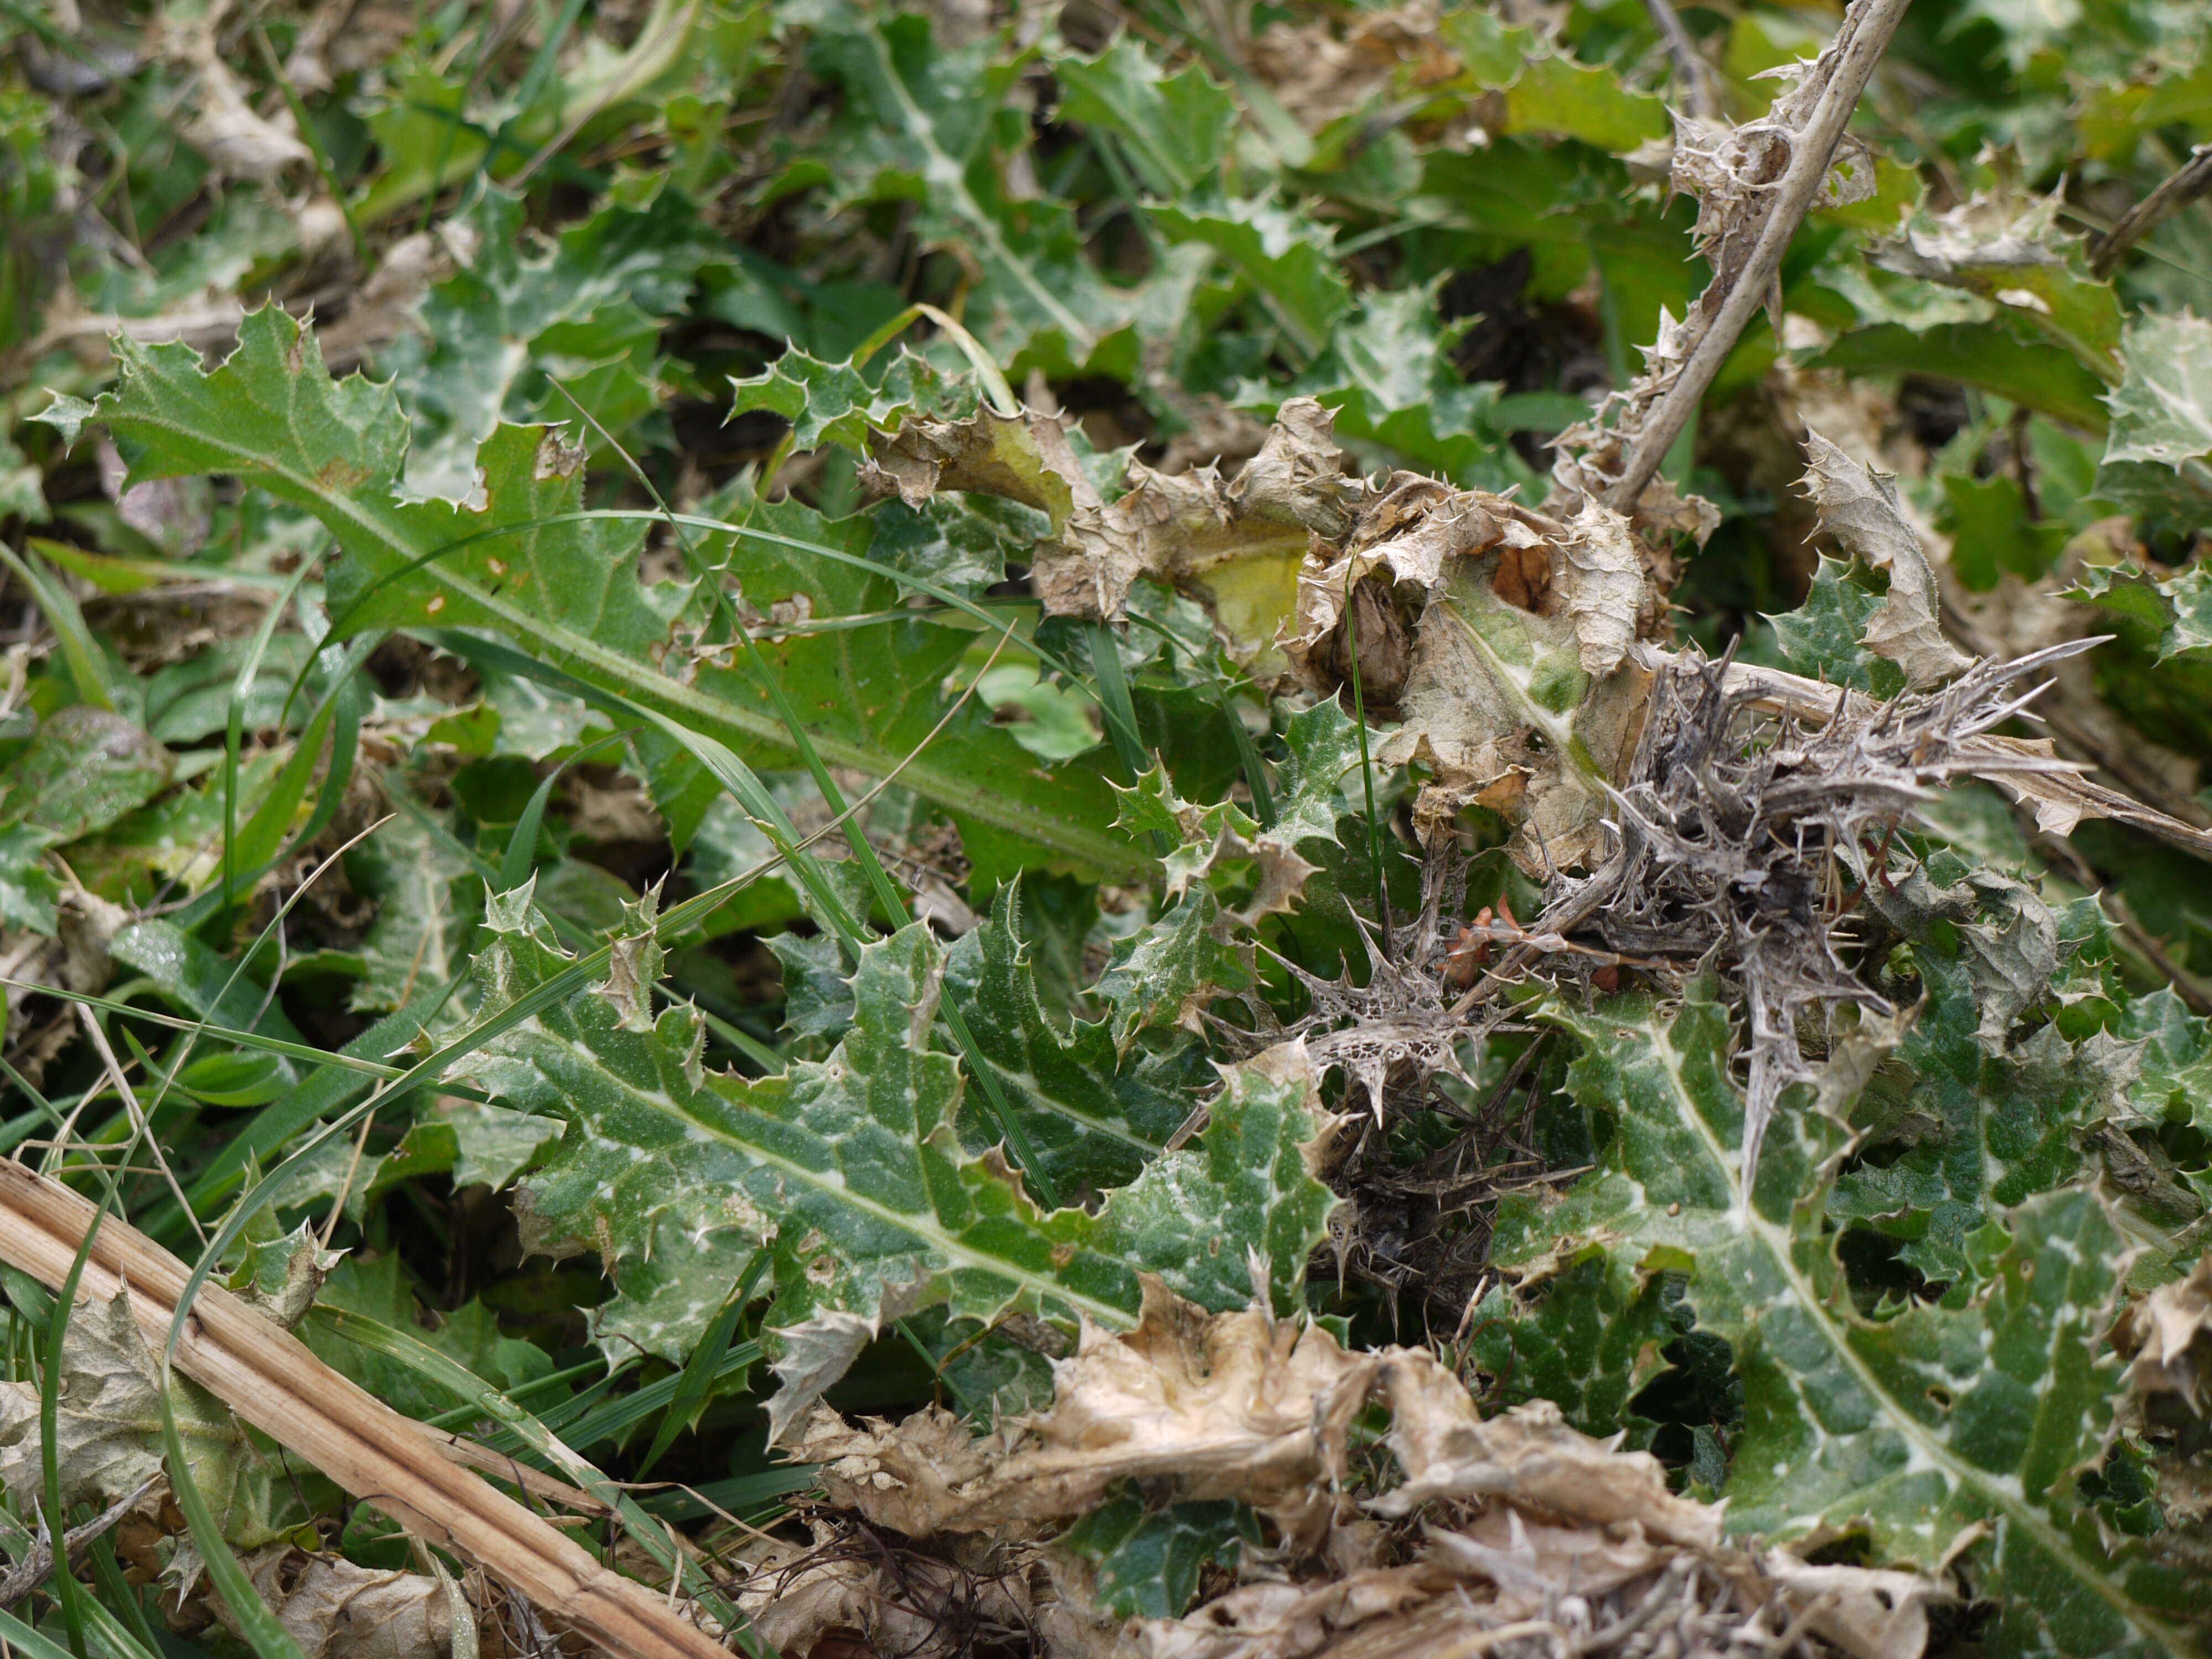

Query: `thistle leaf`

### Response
(1486, 982, 2195, 1657)
(462, 894, 1334, 1436)
(61, 305, 1144, 881)
(942, 884, 1207, 1197)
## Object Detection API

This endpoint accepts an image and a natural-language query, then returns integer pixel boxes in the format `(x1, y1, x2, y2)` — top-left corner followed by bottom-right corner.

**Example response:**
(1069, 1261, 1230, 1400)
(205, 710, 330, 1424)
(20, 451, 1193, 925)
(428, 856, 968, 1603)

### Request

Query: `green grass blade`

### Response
(501, 728, 636, 894)
(220, 564, 313, 920)
(155, 1374, 311, 1659)
(0, 1605, 91, 1659)
(303, 1307, 759, 1648)
(0, 543, 114, 711)
(635, 1248, 767, 1477)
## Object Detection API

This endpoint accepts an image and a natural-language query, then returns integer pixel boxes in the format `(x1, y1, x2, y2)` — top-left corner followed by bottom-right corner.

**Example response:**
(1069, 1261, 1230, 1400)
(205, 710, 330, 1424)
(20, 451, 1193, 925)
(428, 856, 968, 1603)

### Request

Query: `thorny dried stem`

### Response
(1268, 634, 2101, 1203)
(0, 1476, 160, 1609)
(2089, 142, 2212, 277)
(1532, 638, 2095, 1187)
(1556, 0, 1914, 520)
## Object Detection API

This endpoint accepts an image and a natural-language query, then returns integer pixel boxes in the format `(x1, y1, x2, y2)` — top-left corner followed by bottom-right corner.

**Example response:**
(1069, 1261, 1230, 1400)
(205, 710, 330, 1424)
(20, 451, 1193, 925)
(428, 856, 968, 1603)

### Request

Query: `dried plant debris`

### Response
(1527, 640, 2091, 1185)
(1543, 12, 1890, 534)
(792, 1282, 1942, 1659)
(2122, 1256, 2212, 1426)
(1796, 435, 1971, 687)
(728, 1521, 1039, 1659)
(0, 1290, 257, 1525)
(206, 1550, 458, 1659)
(859, 395, 1357, 647)
(850, 395, 1659, 873)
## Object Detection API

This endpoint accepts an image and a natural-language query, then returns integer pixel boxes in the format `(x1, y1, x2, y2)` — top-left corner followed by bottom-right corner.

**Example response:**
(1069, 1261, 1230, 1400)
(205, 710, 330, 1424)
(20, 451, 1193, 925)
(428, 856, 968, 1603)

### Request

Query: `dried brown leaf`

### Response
(863, 398, 1354, 665)
(728, 1521, 1036, 1659)
(216, 1550, 453, 1659)
(1749, 1552, 1942, 1659)
(1130, 1566, 1451, 1659)
(1369, 1352, 1720, 1549)
(2122, 1255, 2212, 1417)
(160, 16, 311, 188)
(797, 1405, 998, 1540)
(1247, 2, 1455, 132)
(797, 1279, 1378, 1542)
(0, 1289, 245, 1519)
(1554, 501, 1645, 676)
(1797, 432, 1971, 686)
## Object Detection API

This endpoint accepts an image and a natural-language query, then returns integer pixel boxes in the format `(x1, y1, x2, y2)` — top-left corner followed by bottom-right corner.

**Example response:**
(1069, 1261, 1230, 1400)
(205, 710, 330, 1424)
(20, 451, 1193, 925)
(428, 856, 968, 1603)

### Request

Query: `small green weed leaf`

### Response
(1766, 556, 1907, 697)
(305, 1255, 557, 1423)
(2115, 988, 2212, 1136)
(346, 808, 480, 1014)
(1149, 198, 1352, 358)
(2101, 312, 2212, 479)
(224, 1219, 342, 1329)
(766, 930, 856, 1041)
(808, 13, 1136, 358)
(385, 182, 723, 497)
(1441, 11, 1668, 153)
(1095, 891, 1256, 1050)
(1469, 1254, 1674, 1441)
(725, 345, 972, 451)
(1286, 284, 1516, 488)
(2067, 562, 2212, 661)
(1053, 40, 1238, 200)
(1869, 199, 2124, 374)
(1808, 322, 2114, 432)
(0, 824, 59, 934)
(0, 707, 171, 843)
(444, 1099, 566, 1191)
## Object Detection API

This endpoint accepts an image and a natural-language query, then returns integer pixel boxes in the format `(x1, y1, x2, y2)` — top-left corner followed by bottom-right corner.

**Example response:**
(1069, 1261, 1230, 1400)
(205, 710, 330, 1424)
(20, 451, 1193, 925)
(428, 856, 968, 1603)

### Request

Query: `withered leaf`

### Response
(2123, 1255, 2212, 1418)
(0, 1290, 250, 1521)
(213, 1550, 453, 1659)
(1798, 434, 1972, 687)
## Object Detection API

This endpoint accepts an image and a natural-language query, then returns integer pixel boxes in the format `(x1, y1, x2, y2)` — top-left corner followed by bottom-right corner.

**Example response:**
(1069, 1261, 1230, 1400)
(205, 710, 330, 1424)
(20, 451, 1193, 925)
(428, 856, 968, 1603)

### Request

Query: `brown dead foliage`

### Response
(206, 1550, 457, 1659)
(785, 1281, 1942, 1659)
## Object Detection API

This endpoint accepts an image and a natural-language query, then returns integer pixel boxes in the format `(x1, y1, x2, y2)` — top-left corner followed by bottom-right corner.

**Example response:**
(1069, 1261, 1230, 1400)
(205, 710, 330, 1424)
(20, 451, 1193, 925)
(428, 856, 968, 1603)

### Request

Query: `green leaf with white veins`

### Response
(725, 345, 975, 452)
(943, 883, 1209, 1197)
(469, 891, 1334, 1437)
(380, 185, 723, 499)
(1486, 982, 2197, 1658)
(2116, 988, 2212, 1136)
(1280, 283, 1520, 490)
(806, 14, 1139, 362)
(1052, 39, 1238, 199)
(1767, 556, 1907, 697)
(346, 806, 478, 1014)
(1095, 892, 1258, 1050)
(2067, 561, 2212, 661)
(1150, 197, 1352, 358)
(2101, 312, 2212, 474)
(56, 305, 1145, 882)
(1830, 946, 2139, 1283)
(2096, 312, 2212, 516)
